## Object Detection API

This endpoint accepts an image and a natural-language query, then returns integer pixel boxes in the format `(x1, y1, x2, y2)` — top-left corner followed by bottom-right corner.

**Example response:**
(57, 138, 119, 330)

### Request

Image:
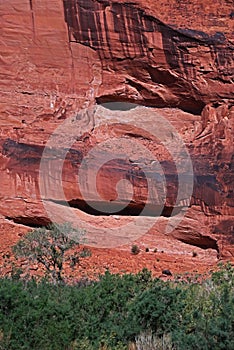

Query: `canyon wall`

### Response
(0, 0, 233, 260)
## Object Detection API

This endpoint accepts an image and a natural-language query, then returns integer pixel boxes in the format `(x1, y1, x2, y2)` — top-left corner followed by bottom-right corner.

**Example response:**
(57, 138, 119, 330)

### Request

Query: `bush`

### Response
(131, 245, 140, 255)
(0, 265, 233, 349)
(173, 263, 234, 349)
(12, 223, 84, 283)
(127, 280, 184, 339)
(79, 247, 92, 258)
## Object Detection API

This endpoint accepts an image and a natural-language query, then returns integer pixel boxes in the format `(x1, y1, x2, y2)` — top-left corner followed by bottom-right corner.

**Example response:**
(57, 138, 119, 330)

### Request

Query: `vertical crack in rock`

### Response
(29, 0, 35, 38)
(68, 44, 75, 93)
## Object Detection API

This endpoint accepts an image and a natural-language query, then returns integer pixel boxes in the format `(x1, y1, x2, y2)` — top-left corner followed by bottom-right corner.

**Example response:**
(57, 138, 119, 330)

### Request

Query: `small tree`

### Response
(12, 223, 85, 283)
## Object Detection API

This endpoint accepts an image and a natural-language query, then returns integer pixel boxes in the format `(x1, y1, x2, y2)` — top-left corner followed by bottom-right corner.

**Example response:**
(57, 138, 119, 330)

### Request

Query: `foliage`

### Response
(173, 262, 234, 350)
(131, 245, 140, 255)
(79, 247, 92, 258)
(0, 264, 233, 349)
(12, 223, 84, 283)
(127, 281, 184, 339)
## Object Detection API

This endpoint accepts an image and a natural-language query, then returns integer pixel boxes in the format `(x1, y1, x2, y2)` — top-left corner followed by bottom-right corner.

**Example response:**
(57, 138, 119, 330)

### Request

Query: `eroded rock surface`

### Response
(0, 0, 233, 270)
(64, 0, 233, 113)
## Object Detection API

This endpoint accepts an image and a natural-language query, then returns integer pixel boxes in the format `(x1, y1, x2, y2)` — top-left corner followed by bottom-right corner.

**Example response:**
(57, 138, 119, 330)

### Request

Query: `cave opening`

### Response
(99, 101, 139, 111)
(59, 199, 182, 218)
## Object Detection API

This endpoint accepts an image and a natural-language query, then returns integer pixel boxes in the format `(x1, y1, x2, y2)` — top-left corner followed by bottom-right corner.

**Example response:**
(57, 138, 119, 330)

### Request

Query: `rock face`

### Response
(0, 0, 233, 265)
(64, 0, 233, 112)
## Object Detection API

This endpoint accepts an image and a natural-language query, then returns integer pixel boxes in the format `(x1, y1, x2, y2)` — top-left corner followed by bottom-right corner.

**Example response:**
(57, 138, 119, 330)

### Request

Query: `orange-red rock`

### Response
(0, 0, 233, 277)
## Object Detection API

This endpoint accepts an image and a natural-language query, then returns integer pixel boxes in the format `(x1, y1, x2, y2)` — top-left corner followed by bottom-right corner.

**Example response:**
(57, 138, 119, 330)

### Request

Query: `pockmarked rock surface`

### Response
(0, 0, 233, 274)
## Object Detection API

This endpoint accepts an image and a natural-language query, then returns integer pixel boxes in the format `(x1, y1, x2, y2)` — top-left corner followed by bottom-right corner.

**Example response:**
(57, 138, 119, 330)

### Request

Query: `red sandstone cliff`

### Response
(0, 0, 233, 275)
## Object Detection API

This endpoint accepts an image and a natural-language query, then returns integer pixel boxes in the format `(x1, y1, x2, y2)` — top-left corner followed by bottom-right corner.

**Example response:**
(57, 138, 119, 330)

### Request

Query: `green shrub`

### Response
(79, 247, 92, 258)
(131, 245, 140, 255)
(0, 265, 233, 349)
(12, 223, 84, 283)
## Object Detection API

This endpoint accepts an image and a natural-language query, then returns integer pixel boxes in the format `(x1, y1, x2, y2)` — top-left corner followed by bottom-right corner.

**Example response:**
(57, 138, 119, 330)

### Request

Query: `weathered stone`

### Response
(0, 0, 233, 275)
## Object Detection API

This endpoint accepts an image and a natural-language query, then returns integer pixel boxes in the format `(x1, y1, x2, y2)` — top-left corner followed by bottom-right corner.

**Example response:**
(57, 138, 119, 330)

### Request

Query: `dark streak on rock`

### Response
(29, 0, 33, 11)
(2, 139, 83, 167)
(63, 0, 232, 65)
(6, 215, 51, 227)
(29, 0, 35, 38)
(2, 139, 44, 164)
(62, 0, 233, 114)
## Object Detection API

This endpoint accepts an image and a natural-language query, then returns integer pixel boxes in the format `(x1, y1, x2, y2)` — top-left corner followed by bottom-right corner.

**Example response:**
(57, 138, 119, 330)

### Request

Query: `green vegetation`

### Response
(131, 244, 140, 255)
(0, 263, 233, 349)
(12, 223, 84, 283)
